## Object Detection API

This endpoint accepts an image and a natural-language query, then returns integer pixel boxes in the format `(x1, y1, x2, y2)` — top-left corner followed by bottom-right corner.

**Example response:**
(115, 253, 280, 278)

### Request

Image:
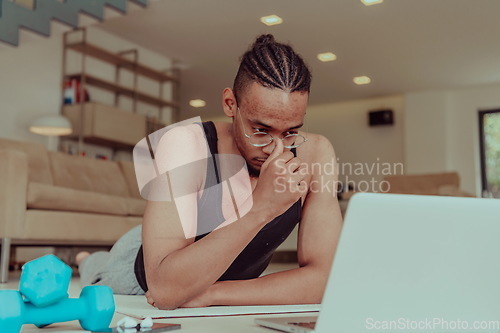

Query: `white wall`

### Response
(306, 95, 405, 191)
(0, 36, 61, 145)
(404, 91, 450, 173)
(404, 83, 500, 196)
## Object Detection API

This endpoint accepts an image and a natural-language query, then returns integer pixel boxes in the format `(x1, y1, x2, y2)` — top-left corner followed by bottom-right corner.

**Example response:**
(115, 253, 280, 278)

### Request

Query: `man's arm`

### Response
(144, 137, 306, 309)
(182, 135, 343, 307)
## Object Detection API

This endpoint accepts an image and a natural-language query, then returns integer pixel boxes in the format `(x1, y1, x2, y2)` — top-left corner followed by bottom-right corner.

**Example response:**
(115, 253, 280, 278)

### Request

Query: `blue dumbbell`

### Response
(0, 285, 115, 333)
(19, 254, 72, 307)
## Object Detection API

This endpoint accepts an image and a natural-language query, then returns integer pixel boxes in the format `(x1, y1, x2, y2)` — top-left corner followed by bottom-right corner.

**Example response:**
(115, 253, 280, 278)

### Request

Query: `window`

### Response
(479, 109, 500, 198)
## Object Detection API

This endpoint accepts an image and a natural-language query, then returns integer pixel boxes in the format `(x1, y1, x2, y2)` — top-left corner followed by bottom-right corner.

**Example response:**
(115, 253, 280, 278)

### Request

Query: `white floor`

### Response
(1, 262, 298, 332)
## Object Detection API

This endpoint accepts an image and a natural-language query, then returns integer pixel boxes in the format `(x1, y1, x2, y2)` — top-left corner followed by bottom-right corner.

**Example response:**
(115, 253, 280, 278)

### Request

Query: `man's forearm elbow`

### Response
(148, 275, 205, 309)
(148, 288, 187, 310)
(155, 299, 182, 310)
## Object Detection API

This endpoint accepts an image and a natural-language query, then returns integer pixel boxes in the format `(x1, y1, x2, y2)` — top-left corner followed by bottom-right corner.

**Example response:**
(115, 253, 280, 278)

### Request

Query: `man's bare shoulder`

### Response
(159, 122, 205, 142)
(297, 132, 335, 163)
(155, 123, 208, 171)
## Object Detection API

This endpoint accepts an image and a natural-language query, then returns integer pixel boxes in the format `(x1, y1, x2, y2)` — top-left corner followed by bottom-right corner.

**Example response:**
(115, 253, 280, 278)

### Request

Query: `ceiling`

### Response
(94, 0, 500, 119)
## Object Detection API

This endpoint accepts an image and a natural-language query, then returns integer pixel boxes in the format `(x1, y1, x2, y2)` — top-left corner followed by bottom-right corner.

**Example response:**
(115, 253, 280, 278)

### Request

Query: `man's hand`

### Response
(252, 139, 308, 221)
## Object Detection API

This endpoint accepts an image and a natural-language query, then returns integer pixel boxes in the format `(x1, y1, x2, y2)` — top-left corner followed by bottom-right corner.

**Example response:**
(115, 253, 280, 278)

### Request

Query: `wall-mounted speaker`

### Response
(368, 109, 394, 126)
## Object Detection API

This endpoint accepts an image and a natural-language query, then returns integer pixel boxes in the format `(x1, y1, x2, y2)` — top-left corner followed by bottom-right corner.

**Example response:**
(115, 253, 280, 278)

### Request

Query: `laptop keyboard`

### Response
(289, 321, 317, 329)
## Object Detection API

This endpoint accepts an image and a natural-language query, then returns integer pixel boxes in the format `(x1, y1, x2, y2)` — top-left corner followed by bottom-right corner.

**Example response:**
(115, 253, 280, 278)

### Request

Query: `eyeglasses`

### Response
(237, 107, 307, 149)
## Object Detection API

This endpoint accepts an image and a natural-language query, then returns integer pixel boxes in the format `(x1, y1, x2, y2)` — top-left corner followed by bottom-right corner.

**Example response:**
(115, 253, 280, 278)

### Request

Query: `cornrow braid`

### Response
(233, 34, 311, 103)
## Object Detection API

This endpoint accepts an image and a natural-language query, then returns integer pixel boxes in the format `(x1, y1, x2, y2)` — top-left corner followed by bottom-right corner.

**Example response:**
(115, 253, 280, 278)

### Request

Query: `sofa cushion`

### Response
(0, 138, 53, 184)
(118, 160, 142, 199)
(437, 185, 475, 197)
(383, 172, 460, 195)
(49, 152, 130, 197)
(24, 210, 141, 242)
(27, 182, 128, 216)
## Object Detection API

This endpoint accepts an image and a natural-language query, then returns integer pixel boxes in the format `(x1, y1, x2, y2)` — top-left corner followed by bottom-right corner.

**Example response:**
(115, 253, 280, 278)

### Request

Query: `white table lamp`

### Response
(29, 115, 72, 151)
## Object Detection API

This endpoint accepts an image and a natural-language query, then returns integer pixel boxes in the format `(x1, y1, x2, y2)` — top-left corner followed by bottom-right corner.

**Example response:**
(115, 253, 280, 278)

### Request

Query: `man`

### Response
(78, 34, 342, 310)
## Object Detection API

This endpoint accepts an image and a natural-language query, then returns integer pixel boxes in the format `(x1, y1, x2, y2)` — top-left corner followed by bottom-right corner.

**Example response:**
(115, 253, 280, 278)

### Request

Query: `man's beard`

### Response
(246, 161, 261, 177)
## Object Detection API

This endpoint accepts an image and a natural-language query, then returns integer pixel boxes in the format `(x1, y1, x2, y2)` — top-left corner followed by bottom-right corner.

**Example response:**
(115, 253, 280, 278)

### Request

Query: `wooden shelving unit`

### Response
(65, 41, 178, 83)
(66, 74, 179, 108)
(63, 102, 147, 150)
(61, 27, 180, 154)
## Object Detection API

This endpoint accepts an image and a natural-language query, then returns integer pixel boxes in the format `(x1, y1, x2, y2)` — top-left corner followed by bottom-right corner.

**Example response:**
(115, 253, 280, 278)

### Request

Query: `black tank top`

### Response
(134, 121, 302, 291)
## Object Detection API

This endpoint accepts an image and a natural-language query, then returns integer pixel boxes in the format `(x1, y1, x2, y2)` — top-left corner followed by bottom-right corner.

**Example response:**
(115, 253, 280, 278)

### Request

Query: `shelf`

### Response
(68, 136, 135, 150)
(67, 73, 179, 109)
(66, 42, 178, 83)
(63, 103, 147, 148)
(61, 28, 180, 153)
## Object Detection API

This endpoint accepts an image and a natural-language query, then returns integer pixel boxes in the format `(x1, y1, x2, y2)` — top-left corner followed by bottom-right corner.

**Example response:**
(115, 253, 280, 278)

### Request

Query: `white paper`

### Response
(115, 295, 320, 319)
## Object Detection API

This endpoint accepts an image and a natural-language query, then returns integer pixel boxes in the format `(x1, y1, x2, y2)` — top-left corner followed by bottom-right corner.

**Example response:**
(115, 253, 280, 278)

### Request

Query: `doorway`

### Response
(479, 109, 500, 198)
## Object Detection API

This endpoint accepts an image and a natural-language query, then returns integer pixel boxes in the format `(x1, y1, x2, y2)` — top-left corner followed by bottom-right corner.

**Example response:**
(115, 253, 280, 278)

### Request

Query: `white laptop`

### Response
(256, 193, 500, 333)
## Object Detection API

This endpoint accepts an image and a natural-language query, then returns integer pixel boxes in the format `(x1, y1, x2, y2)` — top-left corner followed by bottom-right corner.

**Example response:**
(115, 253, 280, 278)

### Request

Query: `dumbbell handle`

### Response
(0, 287, 114, 333)
(24, 297, 90, 326)
(24, 286, 114, 331)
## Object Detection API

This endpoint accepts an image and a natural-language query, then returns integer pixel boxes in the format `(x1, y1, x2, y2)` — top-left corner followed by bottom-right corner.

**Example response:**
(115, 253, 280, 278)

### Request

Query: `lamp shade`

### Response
(29, 115, 72, 136)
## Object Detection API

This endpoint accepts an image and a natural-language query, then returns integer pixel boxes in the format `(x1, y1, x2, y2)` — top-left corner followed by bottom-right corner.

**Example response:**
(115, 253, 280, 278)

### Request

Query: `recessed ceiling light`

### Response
(361, 0, 384, 5)
(317, 52, 337, 62)
(260, 15, 283, 26)
(189, 99, 206, 108)
(353, 76, 371, 85)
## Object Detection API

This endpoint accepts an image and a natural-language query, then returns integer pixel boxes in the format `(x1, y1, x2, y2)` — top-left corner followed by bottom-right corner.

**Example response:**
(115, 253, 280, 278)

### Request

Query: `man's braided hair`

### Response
(233, 34, 311, 102)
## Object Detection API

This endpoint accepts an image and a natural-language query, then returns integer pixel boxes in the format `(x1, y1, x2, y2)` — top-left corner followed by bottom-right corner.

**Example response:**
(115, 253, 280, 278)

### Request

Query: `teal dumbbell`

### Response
(0, 285, 115, 333)
(19, 254, 72, 307)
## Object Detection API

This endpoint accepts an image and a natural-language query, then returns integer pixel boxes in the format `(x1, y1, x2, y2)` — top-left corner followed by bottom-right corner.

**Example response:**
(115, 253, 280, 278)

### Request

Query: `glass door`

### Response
(479, 109, 500, 198)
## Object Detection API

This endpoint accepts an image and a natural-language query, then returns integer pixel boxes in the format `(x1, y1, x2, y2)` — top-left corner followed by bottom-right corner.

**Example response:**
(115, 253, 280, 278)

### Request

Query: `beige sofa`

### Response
(382, 172, 474, 197)
(0, 138, 145, 282)
(338, 172, 474, 216)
